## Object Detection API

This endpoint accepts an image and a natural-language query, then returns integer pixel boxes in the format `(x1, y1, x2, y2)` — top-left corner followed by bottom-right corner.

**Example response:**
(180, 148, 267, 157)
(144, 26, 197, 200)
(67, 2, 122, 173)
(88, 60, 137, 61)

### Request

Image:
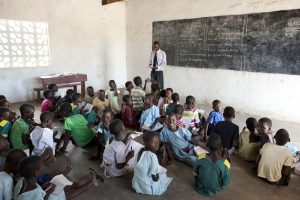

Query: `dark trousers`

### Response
(151, 69, 164, 90)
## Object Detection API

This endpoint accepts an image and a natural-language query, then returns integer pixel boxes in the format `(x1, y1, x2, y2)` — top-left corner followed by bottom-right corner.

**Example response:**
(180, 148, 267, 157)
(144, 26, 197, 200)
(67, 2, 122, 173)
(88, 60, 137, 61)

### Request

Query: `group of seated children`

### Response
(0, 75, 299, 199)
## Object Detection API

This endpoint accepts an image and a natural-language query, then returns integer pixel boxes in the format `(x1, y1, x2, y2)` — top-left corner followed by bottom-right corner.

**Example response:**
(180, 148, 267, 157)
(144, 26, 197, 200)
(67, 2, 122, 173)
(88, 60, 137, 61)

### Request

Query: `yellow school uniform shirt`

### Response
(257, 143, 293, 182)
(92, 98, 109, 114)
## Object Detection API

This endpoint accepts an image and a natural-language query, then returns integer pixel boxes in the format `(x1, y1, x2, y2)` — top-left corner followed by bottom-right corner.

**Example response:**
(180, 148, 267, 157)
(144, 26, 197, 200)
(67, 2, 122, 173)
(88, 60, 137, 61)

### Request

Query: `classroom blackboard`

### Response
(153, 9, 300, 75)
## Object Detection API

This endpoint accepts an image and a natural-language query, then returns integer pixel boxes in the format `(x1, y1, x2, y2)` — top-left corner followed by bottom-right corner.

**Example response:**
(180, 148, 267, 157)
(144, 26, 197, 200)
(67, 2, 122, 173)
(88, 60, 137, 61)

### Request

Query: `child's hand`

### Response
(126, 150, 135, 162)
(42, 182, 56, 194)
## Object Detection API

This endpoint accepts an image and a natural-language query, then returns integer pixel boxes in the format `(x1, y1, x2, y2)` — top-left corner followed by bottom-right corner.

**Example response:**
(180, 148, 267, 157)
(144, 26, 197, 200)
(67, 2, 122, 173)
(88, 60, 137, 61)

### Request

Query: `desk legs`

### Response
(81, 81, 86, 97)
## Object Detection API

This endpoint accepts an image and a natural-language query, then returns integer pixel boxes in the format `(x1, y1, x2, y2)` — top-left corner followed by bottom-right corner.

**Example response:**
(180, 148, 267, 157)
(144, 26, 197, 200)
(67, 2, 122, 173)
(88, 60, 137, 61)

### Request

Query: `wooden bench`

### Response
(34, 82, 82, 101)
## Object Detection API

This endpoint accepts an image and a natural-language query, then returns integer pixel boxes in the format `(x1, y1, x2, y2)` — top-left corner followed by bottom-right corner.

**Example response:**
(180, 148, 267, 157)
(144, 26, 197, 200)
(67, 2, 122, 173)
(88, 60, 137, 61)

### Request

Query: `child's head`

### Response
(72, 93, 82, 104)
(171, 93, 179, 103)
(246, 117, 257, 134)
(97, 90, 106, 101)
(143, 131, 160, 152)
(4, 149, 27, 174)
(109, 80, 117, 90)
(223, 106, 235, 120)
(66, 89, 75, 98)
(185, 95, 195, 109)
(109, 119, 125, 140)
(133, 76, 142, 87)
(19, 155, 43, 179)
(207, 134, 222, 152)
(0, 107, 10, 120)
(43, 90, 53, 100)
(20, 104, 34, 120)
(174, 104, 184, 119)
(87, 86, 94, 96)
(275, 129, 290, 146)
(144, 93, 154, 107)
(0, 95, 6, 101)
(159, 90, 166, 98)
(40, 111, 54, 128)
(165, 88, 173, 99)
(0, 135, 9, 153)
(48, 84, 58, 93)
(125, 81, 133, 91)
(102, 108, 113, 128)
(0, 99, 10, 109)
(166, 113, 177, 132)
(257, 117, 272, 135)
(122, 95, 132, 106)
(212, 100, 221, 112)
(59, 102, 72, 118)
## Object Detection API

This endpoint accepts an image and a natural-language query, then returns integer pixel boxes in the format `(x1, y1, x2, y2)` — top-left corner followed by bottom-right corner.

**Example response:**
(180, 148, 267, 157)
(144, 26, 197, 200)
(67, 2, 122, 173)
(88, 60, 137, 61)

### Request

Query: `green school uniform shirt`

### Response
(10, 118, 29, 150)
(193, 153, 231, 196)
(64, 114, 95, 147)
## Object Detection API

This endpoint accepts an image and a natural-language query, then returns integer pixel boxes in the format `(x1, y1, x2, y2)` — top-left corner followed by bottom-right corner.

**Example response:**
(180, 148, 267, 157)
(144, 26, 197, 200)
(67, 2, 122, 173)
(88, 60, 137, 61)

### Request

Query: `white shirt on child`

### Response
(0, 171, 13, 200)
(30, 126, 55, 155)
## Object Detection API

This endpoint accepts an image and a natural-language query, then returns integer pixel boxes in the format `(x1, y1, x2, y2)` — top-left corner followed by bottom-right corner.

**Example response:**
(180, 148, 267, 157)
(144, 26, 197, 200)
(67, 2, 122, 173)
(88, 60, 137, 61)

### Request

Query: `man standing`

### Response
(149, 41, 166, 90)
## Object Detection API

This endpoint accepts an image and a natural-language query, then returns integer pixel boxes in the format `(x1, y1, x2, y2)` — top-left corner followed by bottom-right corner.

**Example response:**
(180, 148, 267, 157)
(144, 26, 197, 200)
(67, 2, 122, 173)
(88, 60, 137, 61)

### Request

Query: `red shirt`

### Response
(122, 105, 139, 128)
(41, 99, 52, 112)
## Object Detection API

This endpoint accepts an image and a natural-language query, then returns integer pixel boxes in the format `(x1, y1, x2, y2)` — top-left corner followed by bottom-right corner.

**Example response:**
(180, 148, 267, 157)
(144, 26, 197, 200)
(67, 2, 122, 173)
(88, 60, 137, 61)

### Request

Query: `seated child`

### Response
(48, 83, 61, 107)
(71, 93, 97, 124)
(58, 103, 95, 154)
(14, 155, 98, 200)
(124, 81, 134, 96)
(10, 104, 36, 150)
(132, 131, 173, 195)
(182, 95, 200, 131)
(257, 129, 293, 186)
(85, 86, 95, 104)
(0, 149, 27, 200)
(157, 90, 166, 115)
(90, 108, 113, 161)
(257, 117, 275, 149)
(236, 117, 260, 161)
(122, 95, 139, 128)
(160, 113, 197, 167)
(106, 80, 121, 115)
(215, 106, 239, 155)
(0, 107, 11, 138)
(204, 100, 222, 139)
(0, 135, 10, 171)
(165, 88, 173, 104)
(193, 134, 231, 196)
(30, 112, 56, 165)
(131, 76, 145, 112)
(166, 93, 179, 115)
(41, 90, 55, 112)
(151, 81, 160, 105)
(102, 119, 142, 177)
(92, 90, 110, 115)
(174, 104, 184, 128)
(140, 94, 163, 131)
(0, 99, 18, 121)
(57, 89, 75, 107)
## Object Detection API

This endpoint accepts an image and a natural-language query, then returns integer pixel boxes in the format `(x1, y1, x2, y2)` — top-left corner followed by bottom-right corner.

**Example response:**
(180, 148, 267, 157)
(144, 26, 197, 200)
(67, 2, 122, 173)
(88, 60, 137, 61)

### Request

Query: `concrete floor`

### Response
(11, 101, 300, 200)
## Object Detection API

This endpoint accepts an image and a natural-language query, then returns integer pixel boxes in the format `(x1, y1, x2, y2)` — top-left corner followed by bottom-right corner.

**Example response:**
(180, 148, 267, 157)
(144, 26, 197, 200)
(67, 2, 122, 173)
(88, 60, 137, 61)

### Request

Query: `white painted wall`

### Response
(0, 0, 126, 102)
(126, 0, 300, 123)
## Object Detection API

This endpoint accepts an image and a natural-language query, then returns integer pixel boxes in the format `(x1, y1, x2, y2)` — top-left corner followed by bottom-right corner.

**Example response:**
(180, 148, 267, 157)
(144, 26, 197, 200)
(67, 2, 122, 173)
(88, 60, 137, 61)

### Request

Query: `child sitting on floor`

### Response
(236, 117, 260, 161)
(30, 112, 56, 165)
(257, 117, 275, 149)
(204, 100, 222, 140)
(102, 119, 142, 178)
(58, 103, 95, 155)
(57, 89, 75, 109)
(182, 95, 200, 131)
(215, 106, 239, 155)
(0, 99, 18, 121)
(0, 107, 12, 138)
(193, 134, 231, 196)
(257, 129, 293, 186)
(0, 135, 10, 170)
(0, 149, 27, 200)
(132, 131, 173, 195)
(122, 95, 139, 129)
(85, 86, 95, 104)
(166, 93, 179, 115)
(174, 104, 185, 128)
(140, 94, 163, 131)
(131, 76, 145, 112)
(106, 80, 121, 115)
(160, 113, 197, 167)
(151, 81, 160, 105)
(41, 90, 55, 112)
(48, 84, 61, 107)
(165, 88, 173, 104)
(90, 108, 113, 161)
(71, 93, 97, 124)
(10, 104, 36, 150)
(124, 81, 134, 96)
(157, 90, 166, 115)
(92, 90, 110, 116)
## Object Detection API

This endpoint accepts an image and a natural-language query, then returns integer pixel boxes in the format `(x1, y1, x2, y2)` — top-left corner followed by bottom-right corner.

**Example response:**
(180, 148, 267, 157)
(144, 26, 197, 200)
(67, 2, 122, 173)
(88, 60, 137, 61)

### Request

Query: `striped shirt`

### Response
(131, 86, 145, 111)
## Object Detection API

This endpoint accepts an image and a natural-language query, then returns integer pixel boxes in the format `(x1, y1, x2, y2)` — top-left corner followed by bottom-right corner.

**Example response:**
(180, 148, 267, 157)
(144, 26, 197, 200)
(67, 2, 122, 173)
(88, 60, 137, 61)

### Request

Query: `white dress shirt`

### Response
(149, 49, 167, 71)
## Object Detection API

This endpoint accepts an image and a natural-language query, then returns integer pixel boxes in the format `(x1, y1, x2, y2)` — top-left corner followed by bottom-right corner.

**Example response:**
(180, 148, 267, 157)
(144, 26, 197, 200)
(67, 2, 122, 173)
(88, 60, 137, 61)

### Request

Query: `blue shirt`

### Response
(207, 111, 223, 127)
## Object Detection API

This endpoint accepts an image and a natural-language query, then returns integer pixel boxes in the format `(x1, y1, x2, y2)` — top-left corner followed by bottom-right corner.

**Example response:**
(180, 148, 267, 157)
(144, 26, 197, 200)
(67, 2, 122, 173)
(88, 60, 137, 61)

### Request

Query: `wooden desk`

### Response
(40, 73, 87, 96)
